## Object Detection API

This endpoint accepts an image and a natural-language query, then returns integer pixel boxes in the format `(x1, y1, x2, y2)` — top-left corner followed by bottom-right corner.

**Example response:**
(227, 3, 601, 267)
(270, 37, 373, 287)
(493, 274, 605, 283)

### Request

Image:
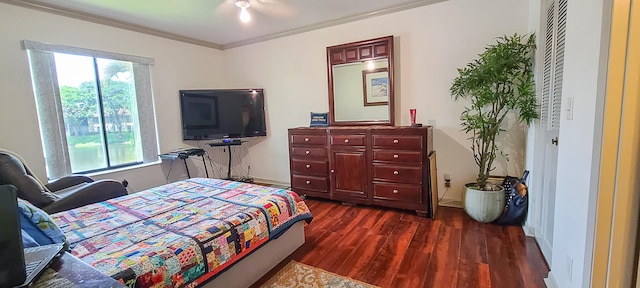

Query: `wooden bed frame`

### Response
(200, 220, 305, 287)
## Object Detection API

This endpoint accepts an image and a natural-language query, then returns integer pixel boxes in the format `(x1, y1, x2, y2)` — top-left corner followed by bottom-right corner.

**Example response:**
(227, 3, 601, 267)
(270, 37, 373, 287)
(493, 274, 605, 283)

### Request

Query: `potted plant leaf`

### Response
(450, 33, 538, 222)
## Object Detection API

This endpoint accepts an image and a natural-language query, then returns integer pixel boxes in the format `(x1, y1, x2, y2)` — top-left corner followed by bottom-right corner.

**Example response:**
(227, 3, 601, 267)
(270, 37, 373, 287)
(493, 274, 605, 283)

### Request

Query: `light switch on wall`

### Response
(566, 96, 574, 120)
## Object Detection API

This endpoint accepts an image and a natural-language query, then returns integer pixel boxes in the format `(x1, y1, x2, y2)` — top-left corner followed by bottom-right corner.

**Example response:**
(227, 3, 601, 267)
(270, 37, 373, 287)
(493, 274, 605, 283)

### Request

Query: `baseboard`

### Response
(251, 178, 291, 189)
(522, 224, 535, 237)
(536, 235, 553, 265)
(438, 198, 463, 208)
(543, 271, 559, 288)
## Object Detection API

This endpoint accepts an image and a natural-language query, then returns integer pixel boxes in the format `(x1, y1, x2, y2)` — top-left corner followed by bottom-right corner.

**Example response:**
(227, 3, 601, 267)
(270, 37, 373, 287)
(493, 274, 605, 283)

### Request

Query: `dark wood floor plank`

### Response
(438, 206, 465, 229)
(313, 226, 368, 271)
(336, 234, 388, 279)
(400, 211, 431, 223)
(459, 213, 488, 263)
(485, 228, 526, 288)
(456, 258, 491, 288)
(249, 197, 549, 288)
(355, 207, 386, 229)
(423, 225, 462, 288)
(484, 222, 508, 235)
(368, 209, 402, 236)
(296, 229, 332, 264)
(507, 225, 548, 288)
(390, 248, 431, 288)
(302, 231, 346, 267)
(409, 219, 441, 254)
(332, 206, 370, 234)
(362, 220, 419, 287)
(304, 198, 335, 219)
(325, 202, 352, 219)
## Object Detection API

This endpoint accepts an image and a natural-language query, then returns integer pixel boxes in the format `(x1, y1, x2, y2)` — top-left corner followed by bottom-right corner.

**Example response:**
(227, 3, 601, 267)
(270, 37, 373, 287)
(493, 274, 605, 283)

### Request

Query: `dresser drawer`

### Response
(291, 175, 328, 191)
(291, 159, 328, 176)
(373, 183, 422, 202)
(290, 134, 327, 145)
(330, 134, 366, 146)
(291, 187, 329, 197)
(291, 147, 327, 158)
(373, 165, 422, 184)
(373, 150, 422, 163)
(372, 135, 423, 150)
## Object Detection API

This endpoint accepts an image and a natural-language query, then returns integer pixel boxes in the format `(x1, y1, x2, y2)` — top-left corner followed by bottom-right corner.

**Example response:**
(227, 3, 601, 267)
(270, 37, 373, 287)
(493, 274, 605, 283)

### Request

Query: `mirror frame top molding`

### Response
(327, 35, 395, 126)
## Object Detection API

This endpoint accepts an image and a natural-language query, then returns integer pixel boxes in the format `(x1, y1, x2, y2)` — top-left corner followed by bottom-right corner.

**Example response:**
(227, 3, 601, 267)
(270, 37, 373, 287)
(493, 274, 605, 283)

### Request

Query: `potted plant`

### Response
(450, 33, 538, 222)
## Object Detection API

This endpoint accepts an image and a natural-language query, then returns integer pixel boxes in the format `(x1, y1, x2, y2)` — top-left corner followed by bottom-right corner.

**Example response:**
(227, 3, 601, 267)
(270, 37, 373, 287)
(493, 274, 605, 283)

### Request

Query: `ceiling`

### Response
(3, 0, 445, 49)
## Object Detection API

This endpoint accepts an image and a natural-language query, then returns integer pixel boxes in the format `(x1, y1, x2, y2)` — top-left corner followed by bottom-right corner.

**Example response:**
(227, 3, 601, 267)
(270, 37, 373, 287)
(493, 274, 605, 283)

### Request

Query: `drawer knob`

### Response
(331, 169, 335, 173)
(344, 139, 349, 143)
(305, 150, 310, 155)
(393, 139, 399, 144)
(304, 138, 310, 142)
(306, 164, 311, 168)
(393, 189, 399, 194)
(393, 154, 399, 159)
(306, 180, 311, 185)
(393, 170, 399, 175)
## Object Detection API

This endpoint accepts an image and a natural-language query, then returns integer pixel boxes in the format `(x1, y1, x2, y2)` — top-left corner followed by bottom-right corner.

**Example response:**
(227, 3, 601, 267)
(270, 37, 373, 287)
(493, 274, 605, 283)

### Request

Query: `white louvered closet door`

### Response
(535, 0, 567, 264)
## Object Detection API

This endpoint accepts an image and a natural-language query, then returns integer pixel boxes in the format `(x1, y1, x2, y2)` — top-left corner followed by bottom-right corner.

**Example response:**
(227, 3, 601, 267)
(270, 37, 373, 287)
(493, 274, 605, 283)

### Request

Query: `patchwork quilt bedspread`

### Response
(51, 178, 312, 288)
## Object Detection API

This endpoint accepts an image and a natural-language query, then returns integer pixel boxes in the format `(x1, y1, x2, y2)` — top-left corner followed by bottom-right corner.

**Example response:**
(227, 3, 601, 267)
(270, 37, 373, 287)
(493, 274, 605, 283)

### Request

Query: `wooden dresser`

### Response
(288, 126, 438, 218)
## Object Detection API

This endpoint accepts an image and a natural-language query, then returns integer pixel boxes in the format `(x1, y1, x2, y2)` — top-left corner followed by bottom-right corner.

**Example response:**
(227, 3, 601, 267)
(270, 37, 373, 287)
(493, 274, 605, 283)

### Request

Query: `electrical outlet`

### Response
(444, 173, 451, 187)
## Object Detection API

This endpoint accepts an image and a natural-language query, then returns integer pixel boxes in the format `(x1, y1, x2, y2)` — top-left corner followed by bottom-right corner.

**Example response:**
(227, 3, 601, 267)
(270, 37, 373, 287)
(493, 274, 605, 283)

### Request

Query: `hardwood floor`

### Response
(251, 198, 549, 288)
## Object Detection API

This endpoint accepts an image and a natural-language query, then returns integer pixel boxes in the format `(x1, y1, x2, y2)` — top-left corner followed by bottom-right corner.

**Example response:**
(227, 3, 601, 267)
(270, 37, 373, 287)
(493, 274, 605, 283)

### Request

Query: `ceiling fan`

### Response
(220, 0, 295, 23)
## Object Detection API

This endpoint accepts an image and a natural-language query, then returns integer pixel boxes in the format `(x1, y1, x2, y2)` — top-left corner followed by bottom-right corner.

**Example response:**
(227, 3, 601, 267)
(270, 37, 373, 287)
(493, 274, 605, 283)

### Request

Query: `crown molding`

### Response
(2, 0, 447, 51)
(222, 0, 448, 49)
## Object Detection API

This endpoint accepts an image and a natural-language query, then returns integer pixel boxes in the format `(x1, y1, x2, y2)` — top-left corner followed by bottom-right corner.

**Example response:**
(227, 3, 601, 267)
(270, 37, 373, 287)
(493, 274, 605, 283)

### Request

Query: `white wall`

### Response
(224, 0, 531, 202)
(0, 0, 534, 203)
(0, 3, 225, 191)
(549, 0, 609, 287)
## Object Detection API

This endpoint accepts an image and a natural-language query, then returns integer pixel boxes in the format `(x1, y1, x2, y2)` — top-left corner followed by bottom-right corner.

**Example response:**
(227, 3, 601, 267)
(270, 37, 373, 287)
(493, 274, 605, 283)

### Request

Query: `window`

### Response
(24, 41, 159, 179)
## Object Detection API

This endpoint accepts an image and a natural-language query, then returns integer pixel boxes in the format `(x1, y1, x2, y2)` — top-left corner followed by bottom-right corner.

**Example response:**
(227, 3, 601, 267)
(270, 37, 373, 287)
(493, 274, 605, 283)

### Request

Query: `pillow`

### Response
(17, 198, 68, 250)
(21, 229, 39, 248)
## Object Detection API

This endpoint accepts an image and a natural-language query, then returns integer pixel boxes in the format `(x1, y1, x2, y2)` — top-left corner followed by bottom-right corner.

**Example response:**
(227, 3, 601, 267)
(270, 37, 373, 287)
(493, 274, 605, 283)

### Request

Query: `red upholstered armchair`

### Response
(0, 151, 128, 214)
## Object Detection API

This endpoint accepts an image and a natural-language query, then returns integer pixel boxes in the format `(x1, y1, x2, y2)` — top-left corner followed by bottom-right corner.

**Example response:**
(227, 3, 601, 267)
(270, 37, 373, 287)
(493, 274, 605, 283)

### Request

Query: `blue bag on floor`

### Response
(494, 170, 529, 225)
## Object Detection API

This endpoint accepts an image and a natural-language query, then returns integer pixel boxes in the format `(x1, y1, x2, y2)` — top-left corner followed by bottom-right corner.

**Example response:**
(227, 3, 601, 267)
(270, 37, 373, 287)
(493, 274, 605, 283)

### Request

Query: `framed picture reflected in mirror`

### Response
(362, 68, 389, 106)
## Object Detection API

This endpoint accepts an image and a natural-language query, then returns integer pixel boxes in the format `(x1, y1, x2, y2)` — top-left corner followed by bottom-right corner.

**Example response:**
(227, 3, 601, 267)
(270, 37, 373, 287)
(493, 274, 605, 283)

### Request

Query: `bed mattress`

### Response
(51, 178, 312, 287)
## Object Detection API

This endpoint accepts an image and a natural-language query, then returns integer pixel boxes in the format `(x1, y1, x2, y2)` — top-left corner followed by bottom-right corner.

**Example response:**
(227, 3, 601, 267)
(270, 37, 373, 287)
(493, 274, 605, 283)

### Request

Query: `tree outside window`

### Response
(54, 53, 143, 173)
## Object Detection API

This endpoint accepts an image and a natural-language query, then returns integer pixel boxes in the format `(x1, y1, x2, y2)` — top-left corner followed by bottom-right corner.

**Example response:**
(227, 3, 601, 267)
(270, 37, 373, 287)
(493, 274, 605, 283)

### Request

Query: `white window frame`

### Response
(23, 40, 159, 179)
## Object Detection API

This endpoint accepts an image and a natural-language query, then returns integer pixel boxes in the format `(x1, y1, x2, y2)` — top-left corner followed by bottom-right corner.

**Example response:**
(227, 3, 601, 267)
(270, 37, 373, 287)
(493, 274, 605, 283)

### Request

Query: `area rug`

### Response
(261, 260, 379, 288)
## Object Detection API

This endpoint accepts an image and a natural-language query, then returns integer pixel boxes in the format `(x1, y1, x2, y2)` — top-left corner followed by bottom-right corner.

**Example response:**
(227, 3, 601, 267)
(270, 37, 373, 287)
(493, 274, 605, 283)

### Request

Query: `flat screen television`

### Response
(179, 89, 267, 140)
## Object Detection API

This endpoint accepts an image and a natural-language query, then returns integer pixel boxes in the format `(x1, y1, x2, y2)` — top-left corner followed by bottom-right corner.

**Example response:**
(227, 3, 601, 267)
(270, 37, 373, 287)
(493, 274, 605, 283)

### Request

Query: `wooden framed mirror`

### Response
(327, 36, 395, 126)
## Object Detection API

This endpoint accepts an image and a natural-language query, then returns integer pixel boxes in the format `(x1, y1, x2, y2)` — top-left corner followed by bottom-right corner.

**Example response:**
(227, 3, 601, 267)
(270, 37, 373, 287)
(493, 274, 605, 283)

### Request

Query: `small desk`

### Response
(159, 149, 209, 178)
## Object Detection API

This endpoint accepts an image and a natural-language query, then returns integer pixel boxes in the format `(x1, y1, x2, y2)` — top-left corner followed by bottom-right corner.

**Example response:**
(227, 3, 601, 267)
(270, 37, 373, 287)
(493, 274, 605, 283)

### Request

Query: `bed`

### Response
(50, 178, 313, 288)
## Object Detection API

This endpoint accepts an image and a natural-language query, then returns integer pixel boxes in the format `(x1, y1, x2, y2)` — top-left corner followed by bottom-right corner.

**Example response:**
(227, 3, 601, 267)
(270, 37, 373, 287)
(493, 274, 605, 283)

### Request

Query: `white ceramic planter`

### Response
(463, 184, 505, 223)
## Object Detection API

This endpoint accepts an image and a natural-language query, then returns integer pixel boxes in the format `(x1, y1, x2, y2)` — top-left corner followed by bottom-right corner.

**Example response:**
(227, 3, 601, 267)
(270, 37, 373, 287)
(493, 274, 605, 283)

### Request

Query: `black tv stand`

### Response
(209, 140, 246, 181)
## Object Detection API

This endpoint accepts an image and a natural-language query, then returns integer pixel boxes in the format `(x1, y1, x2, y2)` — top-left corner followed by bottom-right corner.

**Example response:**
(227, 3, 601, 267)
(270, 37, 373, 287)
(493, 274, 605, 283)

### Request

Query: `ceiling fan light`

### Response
(235, 0, 250, 9)
(239, 7, 251, 22)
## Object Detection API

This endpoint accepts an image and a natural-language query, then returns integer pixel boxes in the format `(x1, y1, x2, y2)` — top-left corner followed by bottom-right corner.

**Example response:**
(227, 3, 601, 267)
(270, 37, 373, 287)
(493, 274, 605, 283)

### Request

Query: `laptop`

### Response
(0, 185, 65, 288)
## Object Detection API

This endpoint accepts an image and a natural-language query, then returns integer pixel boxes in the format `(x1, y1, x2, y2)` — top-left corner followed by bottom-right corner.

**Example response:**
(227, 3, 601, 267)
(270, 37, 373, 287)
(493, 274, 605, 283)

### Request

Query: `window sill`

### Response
(85, 160, 161, 178)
